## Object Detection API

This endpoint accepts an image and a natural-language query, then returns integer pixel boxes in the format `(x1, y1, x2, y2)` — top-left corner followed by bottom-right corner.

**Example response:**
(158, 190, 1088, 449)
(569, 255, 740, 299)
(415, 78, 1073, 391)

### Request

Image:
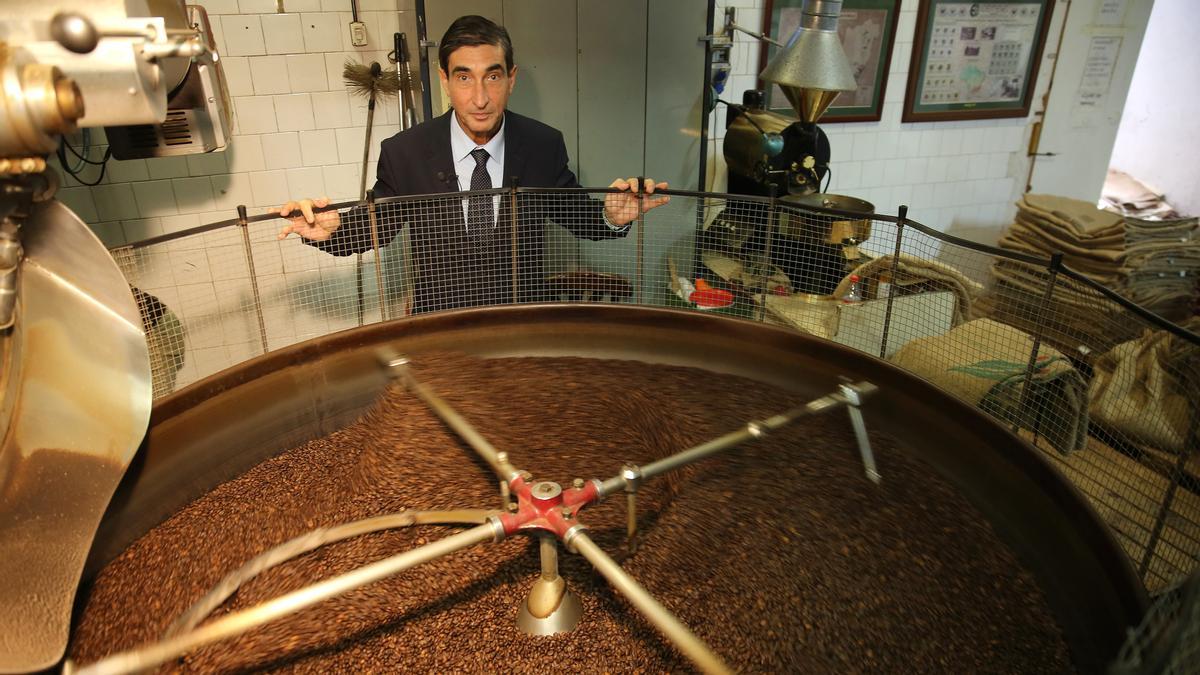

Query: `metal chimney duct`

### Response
(758, 0, 856, 123)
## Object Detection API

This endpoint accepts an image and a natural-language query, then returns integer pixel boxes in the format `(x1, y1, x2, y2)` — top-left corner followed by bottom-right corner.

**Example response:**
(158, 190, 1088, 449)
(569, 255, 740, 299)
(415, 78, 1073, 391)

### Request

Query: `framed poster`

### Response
(759, 0, 900, 123)
(902, 0, 1055, 122)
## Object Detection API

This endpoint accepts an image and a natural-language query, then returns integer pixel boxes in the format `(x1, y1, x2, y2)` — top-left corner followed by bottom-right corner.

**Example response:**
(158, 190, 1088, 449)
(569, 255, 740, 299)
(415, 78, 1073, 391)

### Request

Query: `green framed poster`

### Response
(759, 0, 901, 123)
(902, 0, 1055, 121)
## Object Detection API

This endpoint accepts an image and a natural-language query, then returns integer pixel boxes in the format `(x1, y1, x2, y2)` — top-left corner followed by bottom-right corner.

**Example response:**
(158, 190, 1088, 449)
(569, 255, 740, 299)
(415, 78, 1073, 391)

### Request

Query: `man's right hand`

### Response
(277, 197, 341, 241)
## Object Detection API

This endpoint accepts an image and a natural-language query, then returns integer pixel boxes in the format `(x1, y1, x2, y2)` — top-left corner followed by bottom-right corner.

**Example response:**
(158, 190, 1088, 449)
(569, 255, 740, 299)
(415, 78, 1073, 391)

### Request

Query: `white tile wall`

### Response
(274, 93, 315, 131)
(286, 53, 328, 92)
(221, 15, 266, 56)
(249, 55, 291, 95)
(312, 90, 352, 128)
(261, 13, 304, 55)
(187, 152, 229, 176)
(212, 173, 254, 211)
(107, 158, 150, 183)
(234, 96, 279, 134)
(705, 0, 1072, 238)
(222, 56, 254, 96)
(301, 12, 342, 52)
(132, 181, 178, 217)
(250, 170, 291, 207)
(299, 129, 339, 166)
(147, 156, 190, 180)
(261, 132, 302, 169)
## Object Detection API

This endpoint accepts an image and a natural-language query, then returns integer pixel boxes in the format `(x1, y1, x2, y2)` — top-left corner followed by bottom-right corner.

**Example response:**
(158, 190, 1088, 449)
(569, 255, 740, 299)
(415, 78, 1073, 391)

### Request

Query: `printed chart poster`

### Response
(905, 0, 1053, 120)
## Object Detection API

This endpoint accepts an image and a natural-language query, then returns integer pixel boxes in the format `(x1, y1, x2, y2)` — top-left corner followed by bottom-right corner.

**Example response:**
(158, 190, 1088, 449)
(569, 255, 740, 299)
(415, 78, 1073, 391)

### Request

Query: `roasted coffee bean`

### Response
(71, 354, 1073, 672)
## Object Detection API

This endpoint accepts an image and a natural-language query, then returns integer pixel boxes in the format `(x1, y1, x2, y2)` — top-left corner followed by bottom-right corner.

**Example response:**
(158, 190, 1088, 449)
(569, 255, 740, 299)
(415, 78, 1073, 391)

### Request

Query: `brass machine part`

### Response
(0, 156, 48, 175)
(0, 43, 86, 157)
(776, 192, 874, 245)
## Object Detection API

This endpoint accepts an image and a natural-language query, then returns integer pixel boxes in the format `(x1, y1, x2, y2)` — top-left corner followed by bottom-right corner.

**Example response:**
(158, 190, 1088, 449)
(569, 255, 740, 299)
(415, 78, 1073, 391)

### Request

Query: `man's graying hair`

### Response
(438, 15, 514, 73)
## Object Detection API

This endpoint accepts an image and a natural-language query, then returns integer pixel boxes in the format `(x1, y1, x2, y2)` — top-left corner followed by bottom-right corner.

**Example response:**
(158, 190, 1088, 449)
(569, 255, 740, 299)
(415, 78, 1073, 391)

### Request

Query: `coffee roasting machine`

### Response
(0, 1, 1154, 673)
(706, 0, 876, 296)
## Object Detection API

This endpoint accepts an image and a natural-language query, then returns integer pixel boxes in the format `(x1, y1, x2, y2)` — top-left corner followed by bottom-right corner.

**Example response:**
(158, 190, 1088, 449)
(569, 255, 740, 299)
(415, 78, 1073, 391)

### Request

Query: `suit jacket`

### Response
(311, 110, 625, 314)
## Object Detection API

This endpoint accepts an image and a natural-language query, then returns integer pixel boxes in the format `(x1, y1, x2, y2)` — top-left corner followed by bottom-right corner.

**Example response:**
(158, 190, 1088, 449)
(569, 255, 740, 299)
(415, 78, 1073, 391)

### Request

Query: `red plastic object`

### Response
(689, 288, 734, 309)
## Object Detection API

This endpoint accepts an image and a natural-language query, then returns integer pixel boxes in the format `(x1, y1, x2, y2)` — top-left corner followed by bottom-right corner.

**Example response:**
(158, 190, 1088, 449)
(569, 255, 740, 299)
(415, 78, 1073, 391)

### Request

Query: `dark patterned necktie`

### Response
(467, 148, 492, 240)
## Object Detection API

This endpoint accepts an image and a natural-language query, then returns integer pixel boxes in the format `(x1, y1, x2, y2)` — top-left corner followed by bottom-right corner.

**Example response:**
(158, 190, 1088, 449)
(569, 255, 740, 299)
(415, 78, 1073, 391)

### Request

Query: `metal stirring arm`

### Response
(566, 530, 732, 675)
(166, 509, 499, 638)
(382, 354, 520, 484)
(597, 381, 880, 497)
(65, 520, 504, 675)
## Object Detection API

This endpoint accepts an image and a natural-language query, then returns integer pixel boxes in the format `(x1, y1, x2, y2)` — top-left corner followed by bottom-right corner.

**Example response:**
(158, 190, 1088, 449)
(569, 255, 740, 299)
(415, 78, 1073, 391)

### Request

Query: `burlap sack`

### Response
(1020, 194, 1124, 237)
(890, 318, 1088, 454)
(1090, 327, 1198, 453)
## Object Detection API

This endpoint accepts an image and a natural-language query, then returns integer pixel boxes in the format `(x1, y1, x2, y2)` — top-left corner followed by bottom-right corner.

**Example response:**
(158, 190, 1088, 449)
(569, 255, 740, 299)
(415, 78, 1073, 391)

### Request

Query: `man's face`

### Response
(440, 44, 516, 145)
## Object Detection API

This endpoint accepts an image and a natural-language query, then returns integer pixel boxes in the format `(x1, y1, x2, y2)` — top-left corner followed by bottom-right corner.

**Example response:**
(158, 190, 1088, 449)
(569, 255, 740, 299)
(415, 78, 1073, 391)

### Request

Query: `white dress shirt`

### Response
(449, 113, 504, 231)
(447, 111, 625, 233)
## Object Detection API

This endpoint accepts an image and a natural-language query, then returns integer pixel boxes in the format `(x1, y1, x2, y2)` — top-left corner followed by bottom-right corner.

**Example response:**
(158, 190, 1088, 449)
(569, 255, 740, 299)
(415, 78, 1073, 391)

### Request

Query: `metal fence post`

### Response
(365, 189, 387, 320)
(237, 205, 269, 354)
(510, 177, 519, 305)
(636, 176, 645, 305)
(1013, 252, 1063, 435)
(878, 205, 907, 358)
(355, 254, 365, 326)
(757, 187, 778, 322)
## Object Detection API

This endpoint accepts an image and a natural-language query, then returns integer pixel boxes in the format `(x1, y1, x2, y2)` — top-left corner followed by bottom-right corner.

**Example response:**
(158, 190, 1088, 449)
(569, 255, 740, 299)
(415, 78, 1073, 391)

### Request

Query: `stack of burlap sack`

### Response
(897, 194, 1200, 457)
(981, 194, 1135, 354)
(1123, 215, 1200, 321)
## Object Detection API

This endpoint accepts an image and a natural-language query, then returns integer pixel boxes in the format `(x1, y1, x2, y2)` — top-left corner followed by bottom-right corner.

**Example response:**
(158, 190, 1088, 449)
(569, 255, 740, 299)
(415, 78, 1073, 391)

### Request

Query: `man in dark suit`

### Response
(277, 15, 668, 314)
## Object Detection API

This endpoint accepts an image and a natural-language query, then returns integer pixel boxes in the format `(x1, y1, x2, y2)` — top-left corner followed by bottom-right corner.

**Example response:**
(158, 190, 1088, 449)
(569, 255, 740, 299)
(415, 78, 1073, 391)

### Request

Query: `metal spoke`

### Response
(568, 530, 731, 675)
(599, 381, 878, 497)
(383, 354, 519, 483)
(68, 521, 502, 675)
(167, 509, 499, 638)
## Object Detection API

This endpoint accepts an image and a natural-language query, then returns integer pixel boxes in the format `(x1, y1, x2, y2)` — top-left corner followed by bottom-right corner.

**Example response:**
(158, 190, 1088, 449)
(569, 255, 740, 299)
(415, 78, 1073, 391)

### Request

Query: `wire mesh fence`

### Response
(109, 187, 1199, 595)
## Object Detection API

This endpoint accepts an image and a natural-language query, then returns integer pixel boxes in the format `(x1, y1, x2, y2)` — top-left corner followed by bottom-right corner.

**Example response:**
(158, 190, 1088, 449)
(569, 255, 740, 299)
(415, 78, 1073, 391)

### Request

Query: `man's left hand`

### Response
(604, 177, 670, 226)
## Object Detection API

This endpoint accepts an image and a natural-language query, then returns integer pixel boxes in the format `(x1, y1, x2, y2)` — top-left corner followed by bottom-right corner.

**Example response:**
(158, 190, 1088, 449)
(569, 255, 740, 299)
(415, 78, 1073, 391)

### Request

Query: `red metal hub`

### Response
(498, 476, 600, 538)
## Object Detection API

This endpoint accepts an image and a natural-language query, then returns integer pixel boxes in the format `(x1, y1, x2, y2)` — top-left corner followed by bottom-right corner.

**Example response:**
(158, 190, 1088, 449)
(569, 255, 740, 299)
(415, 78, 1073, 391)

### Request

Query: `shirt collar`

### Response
(450, 111, 506, 164)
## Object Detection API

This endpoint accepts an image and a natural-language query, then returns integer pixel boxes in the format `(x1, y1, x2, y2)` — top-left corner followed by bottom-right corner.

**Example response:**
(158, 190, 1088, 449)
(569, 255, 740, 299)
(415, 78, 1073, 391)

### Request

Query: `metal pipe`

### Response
(389, 362, 519, 483)
(840, 383, 880, 483)
(758, 187, 778, 321)
(636, 176, 645, 304)
(626, 491, 638, 553)
(727, 22, 784, 48)
(539, 533, 558, 581)
(167, 509, 498, 638)
(365, 189, 388, 320)
(237, 205, 269, 354)
(69, 522, 501, 675)
(510, 177, 519, 305)
(878, 205, 906, 358)
(568, 532, 730, 675)
(599, 382, 877, 497)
